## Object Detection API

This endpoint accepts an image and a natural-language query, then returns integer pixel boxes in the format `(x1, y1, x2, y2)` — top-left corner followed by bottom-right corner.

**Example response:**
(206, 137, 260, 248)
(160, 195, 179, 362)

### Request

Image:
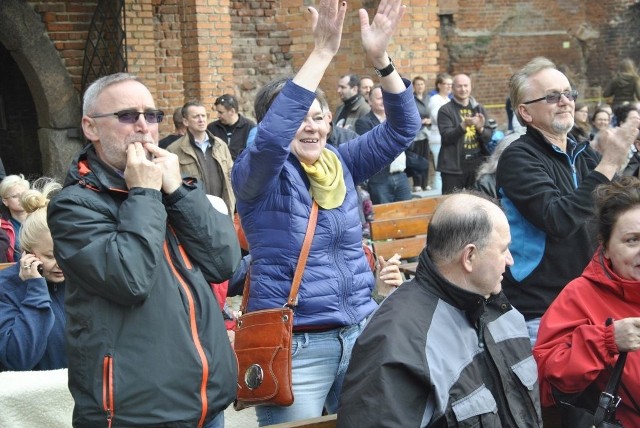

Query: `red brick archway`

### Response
(0, 0, 83, 180)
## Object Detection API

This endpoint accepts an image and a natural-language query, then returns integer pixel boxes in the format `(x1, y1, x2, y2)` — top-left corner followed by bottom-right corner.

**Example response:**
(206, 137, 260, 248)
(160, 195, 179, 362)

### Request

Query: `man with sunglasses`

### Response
(167, 101, 235, 216)
(47, 73, 241, 428)
(496, 57, 638, 346)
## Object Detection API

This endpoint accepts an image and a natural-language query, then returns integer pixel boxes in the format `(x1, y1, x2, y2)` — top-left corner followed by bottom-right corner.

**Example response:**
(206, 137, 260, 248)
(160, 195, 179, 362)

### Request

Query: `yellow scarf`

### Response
(300, 149, 346, 209)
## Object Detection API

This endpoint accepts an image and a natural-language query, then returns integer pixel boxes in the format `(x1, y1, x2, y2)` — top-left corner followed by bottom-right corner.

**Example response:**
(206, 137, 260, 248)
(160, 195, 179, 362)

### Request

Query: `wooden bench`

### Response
(369, 196, 445, 271)
(0, 262, 15, 270)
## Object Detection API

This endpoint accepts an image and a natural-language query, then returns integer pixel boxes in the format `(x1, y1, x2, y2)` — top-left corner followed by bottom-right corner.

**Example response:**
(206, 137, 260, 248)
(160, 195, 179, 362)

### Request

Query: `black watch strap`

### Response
(374, 57, 395, 78)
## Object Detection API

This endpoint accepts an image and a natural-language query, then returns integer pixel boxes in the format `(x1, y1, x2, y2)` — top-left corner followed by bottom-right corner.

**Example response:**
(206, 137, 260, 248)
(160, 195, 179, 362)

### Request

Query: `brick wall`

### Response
(31, 1, 97, 91)
(21, 0, 640, 134)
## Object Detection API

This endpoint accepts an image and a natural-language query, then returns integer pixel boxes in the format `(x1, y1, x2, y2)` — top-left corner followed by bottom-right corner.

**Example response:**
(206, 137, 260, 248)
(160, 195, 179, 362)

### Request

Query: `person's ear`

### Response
(518, 104, 532, 124)
(461, 244, 475, 273)
(82, 116, 100, 143)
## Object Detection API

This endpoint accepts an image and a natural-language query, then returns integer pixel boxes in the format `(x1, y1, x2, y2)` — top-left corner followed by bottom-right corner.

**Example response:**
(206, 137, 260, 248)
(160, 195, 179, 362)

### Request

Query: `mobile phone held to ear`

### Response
(26, 252, 45, 275)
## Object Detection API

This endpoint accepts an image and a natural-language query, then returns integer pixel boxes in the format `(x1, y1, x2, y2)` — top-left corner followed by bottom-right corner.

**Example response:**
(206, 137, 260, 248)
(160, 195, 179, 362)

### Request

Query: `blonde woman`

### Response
(0, 179, 66, 371)
(0, 174, 30, 262)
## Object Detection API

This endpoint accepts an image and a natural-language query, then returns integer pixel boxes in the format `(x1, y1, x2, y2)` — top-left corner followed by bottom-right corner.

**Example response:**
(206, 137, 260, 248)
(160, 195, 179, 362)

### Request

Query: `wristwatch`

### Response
(374, 57, 395, 78)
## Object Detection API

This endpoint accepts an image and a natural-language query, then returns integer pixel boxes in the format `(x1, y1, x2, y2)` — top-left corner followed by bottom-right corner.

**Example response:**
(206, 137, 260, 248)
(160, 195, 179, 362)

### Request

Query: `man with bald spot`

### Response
(496, 57, 640, 346)
(338, 192, 541, 427)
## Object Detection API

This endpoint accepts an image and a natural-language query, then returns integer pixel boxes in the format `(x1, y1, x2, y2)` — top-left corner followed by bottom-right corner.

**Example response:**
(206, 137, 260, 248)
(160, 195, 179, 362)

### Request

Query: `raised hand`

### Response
(359, 0, 406, 66)
(293, 0, 347, 92)
(308, 0, 347, 57)
(596, 117, 640, 177)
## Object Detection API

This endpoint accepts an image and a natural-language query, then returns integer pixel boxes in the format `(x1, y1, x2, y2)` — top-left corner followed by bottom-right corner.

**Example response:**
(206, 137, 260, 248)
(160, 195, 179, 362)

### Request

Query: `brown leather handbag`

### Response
(233, 201, 318, 410)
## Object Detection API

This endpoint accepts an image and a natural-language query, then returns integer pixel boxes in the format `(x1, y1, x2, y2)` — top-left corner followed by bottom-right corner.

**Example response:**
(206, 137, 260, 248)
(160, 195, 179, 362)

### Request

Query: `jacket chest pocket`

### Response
(450, 385, 500, 428)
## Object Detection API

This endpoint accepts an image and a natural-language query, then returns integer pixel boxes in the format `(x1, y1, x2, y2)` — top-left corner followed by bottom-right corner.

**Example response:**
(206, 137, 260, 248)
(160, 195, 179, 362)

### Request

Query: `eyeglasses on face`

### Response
(89, 109, 165, 124)
(523, 90, 578, 105)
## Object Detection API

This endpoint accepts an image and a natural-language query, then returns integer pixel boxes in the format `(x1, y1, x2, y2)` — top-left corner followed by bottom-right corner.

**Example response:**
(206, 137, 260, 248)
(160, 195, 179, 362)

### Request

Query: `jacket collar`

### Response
(65, 144, 128, 194)
(415, 249, 510, 326)
(583, 247, 640, 305)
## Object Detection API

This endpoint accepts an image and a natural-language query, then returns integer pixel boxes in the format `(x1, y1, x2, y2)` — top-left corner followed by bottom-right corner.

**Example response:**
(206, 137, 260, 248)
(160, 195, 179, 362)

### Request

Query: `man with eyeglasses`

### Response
(437, 73, 494, 194)
(167, 101, 235, 216)
(47, 73, 241, 428)
(207, 94, 256, 161)
(496, 57, 639, 346)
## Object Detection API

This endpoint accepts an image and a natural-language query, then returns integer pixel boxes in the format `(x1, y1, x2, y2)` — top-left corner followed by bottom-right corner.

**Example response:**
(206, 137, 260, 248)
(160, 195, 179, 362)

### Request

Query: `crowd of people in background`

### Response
(2, 0, 640, 426)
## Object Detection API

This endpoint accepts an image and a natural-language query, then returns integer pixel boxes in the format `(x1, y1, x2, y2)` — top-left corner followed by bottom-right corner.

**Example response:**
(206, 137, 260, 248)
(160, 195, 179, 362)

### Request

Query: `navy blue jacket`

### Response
(0, 263, 66, 371)
(232, 79, 420, 328)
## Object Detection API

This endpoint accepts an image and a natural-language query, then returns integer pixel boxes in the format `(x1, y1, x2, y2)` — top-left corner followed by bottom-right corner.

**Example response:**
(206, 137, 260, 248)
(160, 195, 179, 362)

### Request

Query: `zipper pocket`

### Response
(102, 354, 114, 428)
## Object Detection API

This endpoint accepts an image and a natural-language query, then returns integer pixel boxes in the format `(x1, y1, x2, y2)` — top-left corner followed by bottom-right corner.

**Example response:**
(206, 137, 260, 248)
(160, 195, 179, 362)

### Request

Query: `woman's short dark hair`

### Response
(594, 176, 640, 247)
(254, 77, 328, 123)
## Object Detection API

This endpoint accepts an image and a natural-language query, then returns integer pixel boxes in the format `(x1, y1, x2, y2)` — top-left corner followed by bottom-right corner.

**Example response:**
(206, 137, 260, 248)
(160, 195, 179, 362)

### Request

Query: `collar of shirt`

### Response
(194, 134, 210, 154)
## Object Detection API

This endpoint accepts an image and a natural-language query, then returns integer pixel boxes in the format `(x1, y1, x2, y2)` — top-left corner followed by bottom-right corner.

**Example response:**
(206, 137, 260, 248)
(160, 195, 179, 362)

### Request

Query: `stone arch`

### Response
(0, 0, 83, 179)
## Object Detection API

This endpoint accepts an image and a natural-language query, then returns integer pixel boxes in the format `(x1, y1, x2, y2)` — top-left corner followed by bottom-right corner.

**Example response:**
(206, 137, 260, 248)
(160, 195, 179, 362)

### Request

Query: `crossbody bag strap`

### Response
(239, 200, 319, 313)
(593, 318, 628, 425)
(286, 200, 319, 307)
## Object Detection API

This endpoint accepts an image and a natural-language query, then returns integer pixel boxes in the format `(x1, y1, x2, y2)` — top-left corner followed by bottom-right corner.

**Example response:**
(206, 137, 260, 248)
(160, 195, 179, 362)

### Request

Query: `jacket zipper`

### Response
(163, 240, 209, 428)
(102, 354, 114, 428)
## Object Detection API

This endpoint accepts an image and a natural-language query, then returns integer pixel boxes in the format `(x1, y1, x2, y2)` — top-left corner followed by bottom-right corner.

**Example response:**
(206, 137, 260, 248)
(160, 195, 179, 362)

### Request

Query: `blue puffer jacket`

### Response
(232, 79, 420, 328)
(0, 263, 66, 371)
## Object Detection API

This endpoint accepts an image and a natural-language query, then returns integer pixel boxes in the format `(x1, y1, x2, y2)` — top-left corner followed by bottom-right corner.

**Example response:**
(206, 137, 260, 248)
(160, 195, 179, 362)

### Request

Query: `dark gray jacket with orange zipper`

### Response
(48, 145, 241, 428)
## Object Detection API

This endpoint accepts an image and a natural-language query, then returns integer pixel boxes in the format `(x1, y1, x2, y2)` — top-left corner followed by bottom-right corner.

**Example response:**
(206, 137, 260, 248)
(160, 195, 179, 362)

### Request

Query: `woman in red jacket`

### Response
(534, 175, 640, 426)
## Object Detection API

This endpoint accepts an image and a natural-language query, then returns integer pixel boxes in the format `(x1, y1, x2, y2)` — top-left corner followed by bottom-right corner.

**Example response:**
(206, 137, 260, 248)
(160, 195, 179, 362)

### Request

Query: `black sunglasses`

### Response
(90, 109, 165, 124)
(522, 90, 578, 105)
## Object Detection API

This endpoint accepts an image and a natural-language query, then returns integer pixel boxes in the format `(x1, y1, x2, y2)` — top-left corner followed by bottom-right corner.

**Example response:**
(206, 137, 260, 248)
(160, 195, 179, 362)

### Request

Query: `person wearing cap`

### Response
(207, 94, 256, 160)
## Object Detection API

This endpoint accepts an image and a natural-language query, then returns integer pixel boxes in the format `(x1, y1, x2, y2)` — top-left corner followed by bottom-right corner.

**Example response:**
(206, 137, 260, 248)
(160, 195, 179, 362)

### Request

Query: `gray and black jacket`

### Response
(338, 249, 542, 427)
(48, 146, 241, 427)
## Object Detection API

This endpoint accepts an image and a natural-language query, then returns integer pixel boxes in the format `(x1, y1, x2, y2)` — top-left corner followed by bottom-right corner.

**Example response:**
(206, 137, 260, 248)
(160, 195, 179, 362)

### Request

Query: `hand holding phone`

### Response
(20, 251, 44, 278)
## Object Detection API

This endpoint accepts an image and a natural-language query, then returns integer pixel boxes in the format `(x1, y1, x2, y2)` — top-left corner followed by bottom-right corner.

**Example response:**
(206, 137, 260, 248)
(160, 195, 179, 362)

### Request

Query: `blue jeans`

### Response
(255, 319, 367, 426)
(202, 411, 223, 428)
(526, 317, 541, 348)
(368, 172, 412, 204)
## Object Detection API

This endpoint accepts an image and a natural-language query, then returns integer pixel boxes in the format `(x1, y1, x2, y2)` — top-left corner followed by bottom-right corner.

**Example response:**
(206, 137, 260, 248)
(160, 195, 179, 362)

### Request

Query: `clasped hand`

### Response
(124, 142, 182, 194)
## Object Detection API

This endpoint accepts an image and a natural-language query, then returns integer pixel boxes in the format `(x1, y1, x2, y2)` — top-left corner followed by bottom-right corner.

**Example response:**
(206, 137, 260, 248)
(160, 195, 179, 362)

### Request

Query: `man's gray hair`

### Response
(83, 73, 145, 116)
(509, 57, 557, 126)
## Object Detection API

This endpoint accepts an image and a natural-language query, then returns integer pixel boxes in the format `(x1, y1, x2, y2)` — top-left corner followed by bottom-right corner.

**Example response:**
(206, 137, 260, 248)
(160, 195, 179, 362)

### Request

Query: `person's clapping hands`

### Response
(359, 0, 406, 69)
(307, 0, 347, 58)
